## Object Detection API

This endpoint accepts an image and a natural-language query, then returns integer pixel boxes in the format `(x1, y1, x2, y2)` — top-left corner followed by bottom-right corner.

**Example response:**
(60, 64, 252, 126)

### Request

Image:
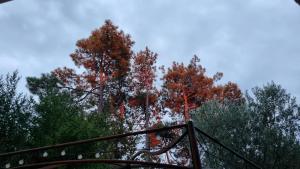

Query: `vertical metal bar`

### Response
(187, 121, 201, 169)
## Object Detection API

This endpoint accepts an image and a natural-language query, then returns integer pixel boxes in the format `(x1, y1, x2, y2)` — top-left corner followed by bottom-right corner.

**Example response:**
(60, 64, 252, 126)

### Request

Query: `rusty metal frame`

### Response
(0, 124, 192, 169)
(0, 124, 186, 158)
(187, 121, 201, 169)
(10, 159, 192, 169)
(0, 122, 264, 169)
(131, 131, 188, 160)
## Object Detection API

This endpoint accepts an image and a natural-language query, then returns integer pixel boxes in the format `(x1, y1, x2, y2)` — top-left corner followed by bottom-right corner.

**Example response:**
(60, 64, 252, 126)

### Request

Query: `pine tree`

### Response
(53, 20, 134, 114)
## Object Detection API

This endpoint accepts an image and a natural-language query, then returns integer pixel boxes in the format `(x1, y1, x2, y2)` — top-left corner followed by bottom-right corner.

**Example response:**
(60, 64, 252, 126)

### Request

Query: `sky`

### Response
(0, 0, 300, 99)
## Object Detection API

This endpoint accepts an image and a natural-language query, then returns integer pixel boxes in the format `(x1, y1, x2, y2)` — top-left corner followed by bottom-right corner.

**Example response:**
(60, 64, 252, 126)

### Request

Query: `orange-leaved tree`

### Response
(129, 47, 159, 159)
(222, 82, 243, 102)
(53, 20, 134, 115)
(129, 47, 158, 126)
(161, 55, 242, 122)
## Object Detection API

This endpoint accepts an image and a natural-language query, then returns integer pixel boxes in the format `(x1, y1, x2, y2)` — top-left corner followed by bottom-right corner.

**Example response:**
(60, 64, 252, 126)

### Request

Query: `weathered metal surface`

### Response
(187, 121, 201, 169)
(10, 159, 192, 169)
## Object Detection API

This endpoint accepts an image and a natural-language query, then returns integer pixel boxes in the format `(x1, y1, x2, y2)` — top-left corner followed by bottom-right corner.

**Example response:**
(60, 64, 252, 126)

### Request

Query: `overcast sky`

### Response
(0, 0, 300, 99)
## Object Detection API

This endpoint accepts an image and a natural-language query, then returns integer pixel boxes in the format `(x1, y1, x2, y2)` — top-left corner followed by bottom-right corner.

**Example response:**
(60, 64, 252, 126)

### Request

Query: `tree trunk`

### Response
(97, 82, 104, 114)
(145, 91, 151, 164)
(97, 70, 107, 114)
(183, 91, 190, 121)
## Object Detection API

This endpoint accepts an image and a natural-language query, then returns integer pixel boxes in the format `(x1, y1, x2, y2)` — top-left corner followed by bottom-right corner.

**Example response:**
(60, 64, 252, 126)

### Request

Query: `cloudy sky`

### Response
(0, 0, 300, 99)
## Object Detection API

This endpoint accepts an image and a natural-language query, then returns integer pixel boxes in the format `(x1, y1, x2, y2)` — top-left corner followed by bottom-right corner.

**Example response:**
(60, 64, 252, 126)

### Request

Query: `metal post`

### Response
(187, 121, 201, 169)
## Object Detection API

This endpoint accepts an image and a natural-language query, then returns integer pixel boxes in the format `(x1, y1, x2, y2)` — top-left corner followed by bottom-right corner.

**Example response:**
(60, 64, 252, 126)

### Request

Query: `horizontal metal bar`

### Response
(0, 124, 186, 157)
(10, 159, 192, 169)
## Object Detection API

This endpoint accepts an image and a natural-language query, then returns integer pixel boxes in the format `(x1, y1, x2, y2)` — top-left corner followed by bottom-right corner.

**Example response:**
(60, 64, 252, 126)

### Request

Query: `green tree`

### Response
(0, 71, 34, 152)
(246, 82, 300, 169)
(27, 74, 112, 169)
(27, 74, 111, 145)
(193, 82, 300, 169)
(193, 100, 252, 168)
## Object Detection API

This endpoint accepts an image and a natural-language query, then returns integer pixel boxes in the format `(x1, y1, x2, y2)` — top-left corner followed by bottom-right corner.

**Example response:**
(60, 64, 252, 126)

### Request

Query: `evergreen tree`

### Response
(27, 74, 111, 145)
(0, 71, 34, 152)
(27, 74, 112, 168)
(193, 82, 300, 169)
(53, 20, 134, 115)
(161, 55, 242, 122)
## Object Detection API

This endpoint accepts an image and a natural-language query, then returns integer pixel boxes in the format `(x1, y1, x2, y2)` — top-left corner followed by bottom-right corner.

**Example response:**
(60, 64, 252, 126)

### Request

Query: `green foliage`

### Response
(0, 71, 34, 152)
(193, 101, 251, 168)
(193, 82, 300, 169)
(27, 74, 111, 145)
(27, 74, 113, 169)
(27, 73, 62, 98)
(246, 82, 300, 169)
(2, 69, 300, 169)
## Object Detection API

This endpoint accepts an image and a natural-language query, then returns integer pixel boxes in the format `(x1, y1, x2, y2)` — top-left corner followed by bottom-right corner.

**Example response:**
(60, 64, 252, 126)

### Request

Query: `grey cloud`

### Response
(0, 0, 300, 99)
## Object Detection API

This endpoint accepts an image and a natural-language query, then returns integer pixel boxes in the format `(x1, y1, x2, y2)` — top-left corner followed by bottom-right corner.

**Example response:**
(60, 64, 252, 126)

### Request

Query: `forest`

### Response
(0, 20, 299, 169)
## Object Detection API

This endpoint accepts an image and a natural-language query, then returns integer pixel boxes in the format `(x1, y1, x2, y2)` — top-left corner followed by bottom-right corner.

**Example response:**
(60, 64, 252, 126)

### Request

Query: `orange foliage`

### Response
(70, 20, 133, 80)
(119, 101, 125, 120)
(131, 47, 157, 90)
(149, 133, 160, 147)
(129, 47, 159, 121)
(54, 20, 133, 88)
(52, 20, 243, 123)
(52, 20, 134, 114)
(161, 55, 242, 121)
(128, 93, 158, 108)
(222, 82, 243, 101)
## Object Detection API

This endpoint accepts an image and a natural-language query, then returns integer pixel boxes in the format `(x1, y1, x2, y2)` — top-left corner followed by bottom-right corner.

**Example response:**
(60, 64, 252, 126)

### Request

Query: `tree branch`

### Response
(58, 86, 101, 97)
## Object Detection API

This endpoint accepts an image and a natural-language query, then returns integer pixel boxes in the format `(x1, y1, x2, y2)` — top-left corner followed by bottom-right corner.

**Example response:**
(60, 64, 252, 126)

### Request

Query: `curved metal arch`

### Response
(131, 131, 188, 160)
(0, 124, 186, 158)
(10, 159, 192, 169)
